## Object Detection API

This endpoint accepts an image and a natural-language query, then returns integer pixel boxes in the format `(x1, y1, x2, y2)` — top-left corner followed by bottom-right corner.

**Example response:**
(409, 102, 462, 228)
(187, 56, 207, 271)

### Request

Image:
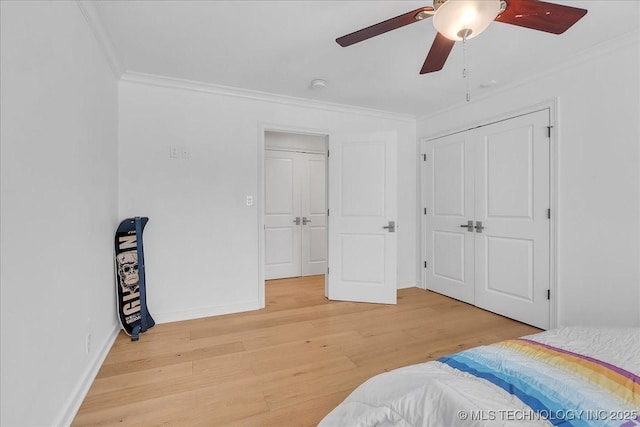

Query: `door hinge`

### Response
(546, 126, 553, 138)
(424, 261, 428, 268)
(547, 289, 551, 300)
(424, 207, 427, 215)
(327, 267, 329, 275)
(547, 208, 551, 219)
(422, 154, 427, 161)
(327, 209, 329, 216)
(327, 149, 329, 157)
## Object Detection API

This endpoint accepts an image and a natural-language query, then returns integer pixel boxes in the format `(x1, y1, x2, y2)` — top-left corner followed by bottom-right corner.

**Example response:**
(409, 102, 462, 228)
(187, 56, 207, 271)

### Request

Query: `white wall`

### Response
(0, 2, 119, 426)
(118, 77, 417, 323)
(417, 33, 640, 327)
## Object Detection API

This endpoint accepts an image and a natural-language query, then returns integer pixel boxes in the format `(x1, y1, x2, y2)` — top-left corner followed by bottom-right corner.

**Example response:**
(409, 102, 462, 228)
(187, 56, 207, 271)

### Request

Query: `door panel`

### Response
(340, 234, 385, 283)
(341, 142, 386, 216)
(264, 152, 300, 279)
(485, 127, 533, 218)
(485, 236, 533, 300)
(474, 110, 550, 329)
(301, 153, 327, 276)
(434, 142, 466, 217)
(308, 228, 326, 262)
(424, 134, 475, 304)
(433, 231, 466, 283)
(328, 132, 397, 304)
(265, 157, 294, 214)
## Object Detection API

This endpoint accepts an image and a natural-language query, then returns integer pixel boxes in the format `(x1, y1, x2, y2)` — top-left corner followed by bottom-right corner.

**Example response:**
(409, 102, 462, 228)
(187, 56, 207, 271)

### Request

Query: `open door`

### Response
(327, 131, 397, 304)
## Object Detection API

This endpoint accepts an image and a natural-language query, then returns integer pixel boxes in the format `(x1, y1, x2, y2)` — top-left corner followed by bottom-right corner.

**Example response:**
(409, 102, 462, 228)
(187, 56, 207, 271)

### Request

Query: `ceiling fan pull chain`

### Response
(462, 33, 471, 102)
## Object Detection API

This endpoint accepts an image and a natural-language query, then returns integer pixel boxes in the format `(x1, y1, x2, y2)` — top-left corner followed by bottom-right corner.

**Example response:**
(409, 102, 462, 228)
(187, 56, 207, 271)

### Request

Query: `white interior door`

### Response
(473, 110, 550, 329)
(423, 133, 475, 304)
(264, 150, 300, 279)
(265, 150, 327, 280)
(327, 131, 397, 304)
(301, 153, 327, 276)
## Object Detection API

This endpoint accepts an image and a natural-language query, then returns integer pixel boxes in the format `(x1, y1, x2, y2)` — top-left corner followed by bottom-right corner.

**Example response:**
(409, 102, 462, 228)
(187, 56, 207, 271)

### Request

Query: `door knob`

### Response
(460, 220, 473, 232)
(293, 217, 301, 225)
(475, 221, 484, 233)
(382, 221, 396, 233)
(302, 217, 311, 225)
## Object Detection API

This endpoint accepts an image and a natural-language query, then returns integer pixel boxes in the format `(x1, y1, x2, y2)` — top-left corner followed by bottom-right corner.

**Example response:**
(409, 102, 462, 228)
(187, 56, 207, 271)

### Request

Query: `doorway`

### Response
(258, 126, 399, 308)
(263, 131, 328, 280)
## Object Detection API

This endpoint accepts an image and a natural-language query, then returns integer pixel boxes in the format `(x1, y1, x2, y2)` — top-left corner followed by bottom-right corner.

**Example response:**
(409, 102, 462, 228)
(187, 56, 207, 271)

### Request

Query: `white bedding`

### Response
(319, 327, 640, 427)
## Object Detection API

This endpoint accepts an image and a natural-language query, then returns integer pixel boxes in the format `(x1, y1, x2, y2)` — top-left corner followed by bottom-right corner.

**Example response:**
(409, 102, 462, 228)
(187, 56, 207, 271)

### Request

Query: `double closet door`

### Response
(423, 110, 551, 329)
(264, 150, 327, 280)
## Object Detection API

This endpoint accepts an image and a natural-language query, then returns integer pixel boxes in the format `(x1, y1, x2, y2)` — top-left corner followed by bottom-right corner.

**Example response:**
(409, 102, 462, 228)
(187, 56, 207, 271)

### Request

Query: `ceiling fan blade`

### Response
(420, 33, 456, 74)
(336, 7, 434, 47)
(495, 0, 587, 34)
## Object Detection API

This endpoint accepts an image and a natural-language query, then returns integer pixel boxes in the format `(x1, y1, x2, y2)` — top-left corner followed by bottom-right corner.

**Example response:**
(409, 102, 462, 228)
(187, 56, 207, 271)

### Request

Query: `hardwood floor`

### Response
(72, 276, 540, 426)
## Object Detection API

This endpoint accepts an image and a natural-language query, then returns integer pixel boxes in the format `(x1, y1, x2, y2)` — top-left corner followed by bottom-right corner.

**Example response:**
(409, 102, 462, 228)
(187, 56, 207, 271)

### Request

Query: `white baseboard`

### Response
(54, 324, 120, 427)
(153, 300, 263, 324)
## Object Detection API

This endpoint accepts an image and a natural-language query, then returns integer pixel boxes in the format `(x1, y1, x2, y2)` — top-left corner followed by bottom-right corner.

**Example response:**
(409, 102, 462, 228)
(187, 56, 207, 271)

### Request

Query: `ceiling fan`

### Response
(336, 0, 588, 74)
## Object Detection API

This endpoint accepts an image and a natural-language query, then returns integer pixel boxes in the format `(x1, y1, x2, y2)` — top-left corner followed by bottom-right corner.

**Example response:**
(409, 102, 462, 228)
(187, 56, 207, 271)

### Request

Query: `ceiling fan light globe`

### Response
(433, 0, 502, 41)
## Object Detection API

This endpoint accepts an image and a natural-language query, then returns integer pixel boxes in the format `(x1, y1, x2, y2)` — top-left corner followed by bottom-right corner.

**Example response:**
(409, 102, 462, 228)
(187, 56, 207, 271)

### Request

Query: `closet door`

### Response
(473, 110, 550, 329)
(300, 153, 327, 276)
(264, 150, 301, 279)
(423, 110, 550, 328)
(423, 133, 475, 304)
(264, 150, 327, 279)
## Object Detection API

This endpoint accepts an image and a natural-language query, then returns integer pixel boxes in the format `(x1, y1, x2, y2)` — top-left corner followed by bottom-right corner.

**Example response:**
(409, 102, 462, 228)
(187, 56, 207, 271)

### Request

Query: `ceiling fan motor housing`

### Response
(433, 0, 507, 14)
(433, 0, 447, 11)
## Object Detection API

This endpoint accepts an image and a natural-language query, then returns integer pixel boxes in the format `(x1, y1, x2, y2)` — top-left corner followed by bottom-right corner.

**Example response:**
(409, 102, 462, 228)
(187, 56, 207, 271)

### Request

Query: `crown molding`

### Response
(120, 71, 416, 123)
(417, 29, 640, 122)
(76, 0, 124, 79)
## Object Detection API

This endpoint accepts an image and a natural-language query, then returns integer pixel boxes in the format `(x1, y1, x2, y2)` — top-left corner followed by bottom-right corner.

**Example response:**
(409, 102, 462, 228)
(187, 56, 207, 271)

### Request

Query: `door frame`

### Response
(257, 122, 331, 308)
(418, 100, 559, 329)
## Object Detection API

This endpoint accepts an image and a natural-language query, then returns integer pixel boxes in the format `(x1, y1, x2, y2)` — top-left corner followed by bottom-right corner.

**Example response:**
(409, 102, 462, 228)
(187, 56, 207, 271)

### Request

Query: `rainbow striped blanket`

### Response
(320, 327, 639, 427)
(438, 338, 640, 427)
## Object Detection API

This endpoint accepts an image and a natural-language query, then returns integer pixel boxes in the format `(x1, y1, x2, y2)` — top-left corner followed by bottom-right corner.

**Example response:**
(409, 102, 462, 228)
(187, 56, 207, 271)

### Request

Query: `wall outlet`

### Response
(170, 146, 179, 158)
(246, 195, 253, 206)
(181, 146, 189, 159)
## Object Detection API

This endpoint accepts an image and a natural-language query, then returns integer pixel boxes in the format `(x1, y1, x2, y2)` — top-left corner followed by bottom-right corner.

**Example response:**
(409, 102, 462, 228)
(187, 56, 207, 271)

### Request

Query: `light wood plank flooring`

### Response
(73, 276, 540, 426)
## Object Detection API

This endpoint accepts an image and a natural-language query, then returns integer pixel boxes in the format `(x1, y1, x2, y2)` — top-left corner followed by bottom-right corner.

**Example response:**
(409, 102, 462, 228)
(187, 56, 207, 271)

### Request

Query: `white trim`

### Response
(54, 324, 120, 427)
(257, 122, 332, 305)
(421, 99, 556, 142)
(75, 1, 124, 79)
(120, 71, 415, 123)
(265, 130, 327, 154)
(416, 29, 640, 122)
(548, 99, 559, 329)
(257, 126, 266, 309)
(418, 101, 558, 329)
(153, 300, 262, 325)
(417, 136, 426, 290)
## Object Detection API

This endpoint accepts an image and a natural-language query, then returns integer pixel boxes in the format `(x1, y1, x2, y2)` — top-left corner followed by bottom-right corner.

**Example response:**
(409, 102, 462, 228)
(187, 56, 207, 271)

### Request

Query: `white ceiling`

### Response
(93, 1, 640, 117)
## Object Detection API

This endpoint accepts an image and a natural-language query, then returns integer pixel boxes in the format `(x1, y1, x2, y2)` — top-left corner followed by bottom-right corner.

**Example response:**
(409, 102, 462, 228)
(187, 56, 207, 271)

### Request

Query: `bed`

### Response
(319, 327, 639, 427)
